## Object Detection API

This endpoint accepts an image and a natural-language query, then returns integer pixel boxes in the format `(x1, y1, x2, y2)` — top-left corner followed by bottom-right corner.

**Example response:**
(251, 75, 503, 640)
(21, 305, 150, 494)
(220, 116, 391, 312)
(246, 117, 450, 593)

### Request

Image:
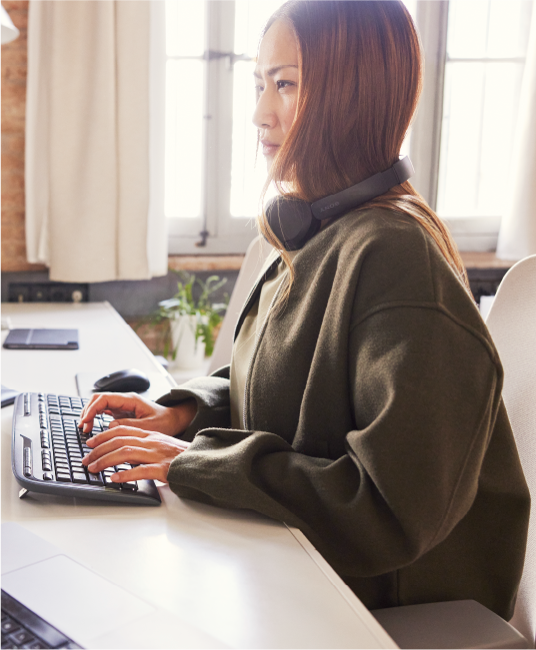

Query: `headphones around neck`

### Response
(264, 156, 415, 251)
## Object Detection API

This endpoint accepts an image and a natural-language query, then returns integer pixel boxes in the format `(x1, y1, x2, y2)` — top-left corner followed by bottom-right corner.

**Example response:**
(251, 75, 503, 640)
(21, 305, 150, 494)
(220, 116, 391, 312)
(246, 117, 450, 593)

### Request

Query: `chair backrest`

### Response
(208, 235, 273, 374)
(486, 254, 536, 648)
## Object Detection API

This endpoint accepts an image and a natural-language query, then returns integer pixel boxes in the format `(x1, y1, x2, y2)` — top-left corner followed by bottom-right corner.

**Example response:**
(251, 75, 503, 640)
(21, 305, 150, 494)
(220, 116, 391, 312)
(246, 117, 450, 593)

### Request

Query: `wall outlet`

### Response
(8, 283, 89, 303)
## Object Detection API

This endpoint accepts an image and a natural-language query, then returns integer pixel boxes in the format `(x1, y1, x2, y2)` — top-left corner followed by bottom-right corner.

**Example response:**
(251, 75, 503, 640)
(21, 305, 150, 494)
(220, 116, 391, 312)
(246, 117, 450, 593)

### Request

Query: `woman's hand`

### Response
(78, 393, 197, 437)
(82, 426, 190, 484)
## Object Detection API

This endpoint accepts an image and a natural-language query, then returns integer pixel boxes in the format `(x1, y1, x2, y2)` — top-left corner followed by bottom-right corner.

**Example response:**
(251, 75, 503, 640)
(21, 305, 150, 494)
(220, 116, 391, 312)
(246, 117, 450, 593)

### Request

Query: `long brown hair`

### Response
(258, 0, 469, 294)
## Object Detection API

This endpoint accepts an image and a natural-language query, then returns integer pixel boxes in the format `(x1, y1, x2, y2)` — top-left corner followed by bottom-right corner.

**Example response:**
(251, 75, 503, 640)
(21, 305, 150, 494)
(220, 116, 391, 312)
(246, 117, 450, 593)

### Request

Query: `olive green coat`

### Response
(159, 208, 530, 618)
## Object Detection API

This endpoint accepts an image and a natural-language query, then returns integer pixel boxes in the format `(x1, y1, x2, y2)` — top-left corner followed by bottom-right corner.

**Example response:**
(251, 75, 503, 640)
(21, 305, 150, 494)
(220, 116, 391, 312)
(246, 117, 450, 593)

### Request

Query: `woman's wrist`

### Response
(170, 399, 198, 435)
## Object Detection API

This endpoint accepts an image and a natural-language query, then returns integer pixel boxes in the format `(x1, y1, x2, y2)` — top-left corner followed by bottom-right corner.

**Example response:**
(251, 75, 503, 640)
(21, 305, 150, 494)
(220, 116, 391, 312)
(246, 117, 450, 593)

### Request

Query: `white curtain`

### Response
(25, 0, 167, 282)
(496, 4, 536, 260)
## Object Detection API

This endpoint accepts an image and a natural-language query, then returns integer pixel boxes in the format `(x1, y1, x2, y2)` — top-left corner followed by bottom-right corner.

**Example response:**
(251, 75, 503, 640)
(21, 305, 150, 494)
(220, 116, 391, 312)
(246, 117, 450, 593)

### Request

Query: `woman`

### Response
(80, 1, 529, 617)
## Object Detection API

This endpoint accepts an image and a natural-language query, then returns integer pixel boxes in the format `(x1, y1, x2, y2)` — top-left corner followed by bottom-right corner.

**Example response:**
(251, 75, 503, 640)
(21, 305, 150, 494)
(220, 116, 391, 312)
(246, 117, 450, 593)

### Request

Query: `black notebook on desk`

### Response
(3, 329, 79, 350)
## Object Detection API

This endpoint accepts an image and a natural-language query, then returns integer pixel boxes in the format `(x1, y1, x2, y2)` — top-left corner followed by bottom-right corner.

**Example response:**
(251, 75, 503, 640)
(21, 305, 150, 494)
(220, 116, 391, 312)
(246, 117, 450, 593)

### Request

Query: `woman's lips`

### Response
(261, 141, 280, 157)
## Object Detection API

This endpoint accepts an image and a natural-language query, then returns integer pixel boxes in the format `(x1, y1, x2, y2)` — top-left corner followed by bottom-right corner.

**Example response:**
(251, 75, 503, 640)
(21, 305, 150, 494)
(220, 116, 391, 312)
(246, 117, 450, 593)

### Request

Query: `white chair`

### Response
(486, 254, 536, 647)
(372, 255, 536, 649)
(208, 235, 272, 374)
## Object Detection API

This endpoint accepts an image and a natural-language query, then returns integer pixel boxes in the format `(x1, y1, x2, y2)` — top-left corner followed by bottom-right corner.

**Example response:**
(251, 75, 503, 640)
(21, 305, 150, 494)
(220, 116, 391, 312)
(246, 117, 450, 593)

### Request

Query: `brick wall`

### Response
(2, 1, 45, 272)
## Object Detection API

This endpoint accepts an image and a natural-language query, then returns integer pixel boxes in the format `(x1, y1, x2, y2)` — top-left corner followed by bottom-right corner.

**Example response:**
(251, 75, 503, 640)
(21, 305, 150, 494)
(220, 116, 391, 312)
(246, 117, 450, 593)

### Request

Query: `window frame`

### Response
(152, 1, 258, 256)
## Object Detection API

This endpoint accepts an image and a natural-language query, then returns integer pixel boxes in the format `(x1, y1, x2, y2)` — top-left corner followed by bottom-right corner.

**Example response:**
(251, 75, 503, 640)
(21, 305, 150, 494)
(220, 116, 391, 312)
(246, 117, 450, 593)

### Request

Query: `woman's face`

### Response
(252, 19, 299, 167)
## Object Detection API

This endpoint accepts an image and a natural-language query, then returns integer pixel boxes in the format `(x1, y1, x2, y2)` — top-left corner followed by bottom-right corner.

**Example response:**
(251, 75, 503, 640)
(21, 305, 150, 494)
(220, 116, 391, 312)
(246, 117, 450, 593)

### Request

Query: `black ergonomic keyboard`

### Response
(1, 590, 82, 649)
(11, 393, 161, 506)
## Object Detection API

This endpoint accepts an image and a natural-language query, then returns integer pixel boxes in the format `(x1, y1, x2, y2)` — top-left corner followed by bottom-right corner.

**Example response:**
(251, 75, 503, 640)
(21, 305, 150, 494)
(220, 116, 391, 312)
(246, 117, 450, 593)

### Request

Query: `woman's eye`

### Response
(255, 85, 264, 98)
(276, 80, 294, 90)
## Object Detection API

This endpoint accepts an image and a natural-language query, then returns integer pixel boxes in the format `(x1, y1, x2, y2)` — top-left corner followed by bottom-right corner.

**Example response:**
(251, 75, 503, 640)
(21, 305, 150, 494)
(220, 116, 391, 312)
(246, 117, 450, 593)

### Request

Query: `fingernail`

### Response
(88, 462, 97, 472)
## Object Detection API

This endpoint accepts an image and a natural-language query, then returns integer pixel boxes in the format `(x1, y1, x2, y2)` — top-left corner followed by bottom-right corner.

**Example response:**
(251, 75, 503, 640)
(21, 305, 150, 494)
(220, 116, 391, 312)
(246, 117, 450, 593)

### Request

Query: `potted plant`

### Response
(154, 272, 227, 370)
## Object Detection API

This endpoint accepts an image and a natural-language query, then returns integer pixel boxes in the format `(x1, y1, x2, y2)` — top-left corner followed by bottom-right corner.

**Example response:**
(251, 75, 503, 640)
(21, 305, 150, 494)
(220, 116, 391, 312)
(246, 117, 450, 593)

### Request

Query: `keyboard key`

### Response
(72, 472, 88, 484)
(56, 471, 71, 482)
(22, 639, 47, 649)
(43, 472, 54, 481)
(104, 475, 121, 489)
(8, 628, 34, 645)
(121, 481, 138, 491)
(88, 472, 103, 486)
(1, 617, 20, 634)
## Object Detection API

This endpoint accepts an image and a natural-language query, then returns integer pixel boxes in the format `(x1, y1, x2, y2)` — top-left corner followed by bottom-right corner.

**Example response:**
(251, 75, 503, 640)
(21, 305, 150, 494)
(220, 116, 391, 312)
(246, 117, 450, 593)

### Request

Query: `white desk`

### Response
(1, 302, 396, 649)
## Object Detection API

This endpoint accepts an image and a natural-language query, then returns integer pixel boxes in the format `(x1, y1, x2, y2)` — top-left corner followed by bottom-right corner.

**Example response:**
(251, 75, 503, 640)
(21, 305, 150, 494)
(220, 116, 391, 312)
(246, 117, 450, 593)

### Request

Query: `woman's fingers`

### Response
(107, 417, 158, 432)
(84, 443, 156, 473)
(108, 464, 170, 484)
(85, 425, 150, 448)
(79, 393, 151, 431)
(82, 426, 189, 474)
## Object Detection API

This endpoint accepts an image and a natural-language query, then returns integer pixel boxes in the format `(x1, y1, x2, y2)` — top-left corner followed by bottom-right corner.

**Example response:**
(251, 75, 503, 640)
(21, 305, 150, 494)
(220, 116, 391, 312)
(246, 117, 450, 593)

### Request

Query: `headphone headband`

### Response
(311, 156, 415, 221)
(265, 156, 415, 251)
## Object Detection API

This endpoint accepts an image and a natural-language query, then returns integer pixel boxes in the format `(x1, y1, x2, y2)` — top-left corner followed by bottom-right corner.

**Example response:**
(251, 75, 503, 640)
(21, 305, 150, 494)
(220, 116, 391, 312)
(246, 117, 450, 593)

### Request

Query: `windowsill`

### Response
(459, 252, 514, 270)
(168, 255, 244, 272)
(168, 252, 516, 273)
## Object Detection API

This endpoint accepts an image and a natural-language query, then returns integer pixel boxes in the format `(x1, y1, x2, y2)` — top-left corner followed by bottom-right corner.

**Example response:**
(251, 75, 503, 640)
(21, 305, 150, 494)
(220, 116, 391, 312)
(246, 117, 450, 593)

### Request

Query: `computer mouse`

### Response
(93, 369, 151, 393)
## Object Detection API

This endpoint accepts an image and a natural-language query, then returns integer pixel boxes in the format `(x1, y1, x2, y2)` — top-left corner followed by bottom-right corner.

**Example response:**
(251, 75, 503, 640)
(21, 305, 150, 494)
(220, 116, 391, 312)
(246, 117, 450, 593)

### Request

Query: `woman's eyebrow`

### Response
(253, 64, 298, 79)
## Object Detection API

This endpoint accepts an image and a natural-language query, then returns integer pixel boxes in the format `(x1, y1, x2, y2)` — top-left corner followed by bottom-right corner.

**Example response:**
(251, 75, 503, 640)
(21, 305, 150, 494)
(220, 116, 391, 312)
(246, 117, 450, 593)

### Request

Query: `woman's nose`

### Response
(252, 89, 276, 130)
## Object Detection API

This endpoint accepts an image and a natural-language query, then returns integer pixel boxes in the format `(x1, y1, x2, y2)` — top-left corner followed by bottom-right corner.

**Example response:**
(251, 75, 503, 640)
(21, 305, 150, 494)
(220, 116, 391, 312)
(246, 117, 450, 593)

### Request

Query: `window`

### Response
(411, 0, 533, 251)
(152, 0, 533, 255)
(152, 0, 284, 255)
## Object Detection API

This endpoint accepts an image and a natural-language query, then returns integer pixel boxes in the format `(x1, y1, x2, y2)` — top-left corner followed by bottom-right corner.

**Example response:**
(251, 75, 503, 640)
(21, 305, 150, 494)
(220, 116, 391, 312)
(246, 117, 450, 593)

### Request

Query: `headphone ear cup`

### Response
(264, 196, 321, 251)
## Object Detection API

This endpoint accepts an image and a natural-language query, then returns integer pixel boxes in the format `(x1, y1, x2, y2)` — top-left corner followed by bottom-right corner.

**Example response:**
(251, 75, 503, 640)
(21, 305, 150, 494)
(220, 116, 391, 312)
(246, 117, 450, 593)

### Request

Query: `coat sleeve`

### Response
(166, 307, 503, 577)
(156, 365, 231, 441)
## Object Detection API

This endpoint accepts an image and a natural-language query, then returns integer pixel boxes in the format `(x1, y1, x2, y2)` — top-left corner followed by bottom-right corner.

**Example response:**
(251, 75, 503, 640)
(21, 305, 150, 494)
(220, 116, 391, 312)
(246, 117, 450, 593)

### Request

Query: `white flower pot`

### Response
(169, 315, 206, 370)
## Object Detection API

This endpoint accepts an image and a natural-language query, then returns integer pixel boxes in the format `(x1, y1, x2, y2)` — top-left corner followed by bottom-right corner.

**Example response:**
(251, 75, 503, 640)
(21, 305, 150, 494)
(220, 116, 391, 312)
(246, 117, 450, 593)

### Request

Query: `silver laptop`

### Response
(1, 523, 225, 649)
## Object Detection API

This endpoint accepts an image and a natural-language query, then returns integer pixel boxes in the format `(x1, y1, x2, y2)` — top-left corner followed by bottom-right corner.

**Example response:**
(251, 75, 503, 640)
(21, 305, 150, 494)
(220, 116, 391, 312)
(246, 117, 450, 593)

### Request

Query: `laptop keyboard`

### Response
(1, 590, 82, 649)
(11, 393, 161, 505)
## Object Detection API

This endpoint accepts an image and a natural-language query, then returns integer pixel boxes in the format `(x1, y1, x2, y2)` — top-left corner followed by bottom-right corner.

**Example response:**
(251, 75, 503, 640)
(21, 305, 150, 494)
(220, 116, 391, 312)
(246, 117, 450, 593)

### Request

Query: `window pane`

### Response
(447, 0, 532, 59)
(438, 0, 532, 220)
(234, 0, 282, 58)
(447, 1, 491, 59)
(402, 0, 417, 21)
(230, 1, 285, 218)
(165, 60, 205, 218)
(437, 61, 524, 217)
(166, 0, 206, 57)
(230, 60, 266, 218)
